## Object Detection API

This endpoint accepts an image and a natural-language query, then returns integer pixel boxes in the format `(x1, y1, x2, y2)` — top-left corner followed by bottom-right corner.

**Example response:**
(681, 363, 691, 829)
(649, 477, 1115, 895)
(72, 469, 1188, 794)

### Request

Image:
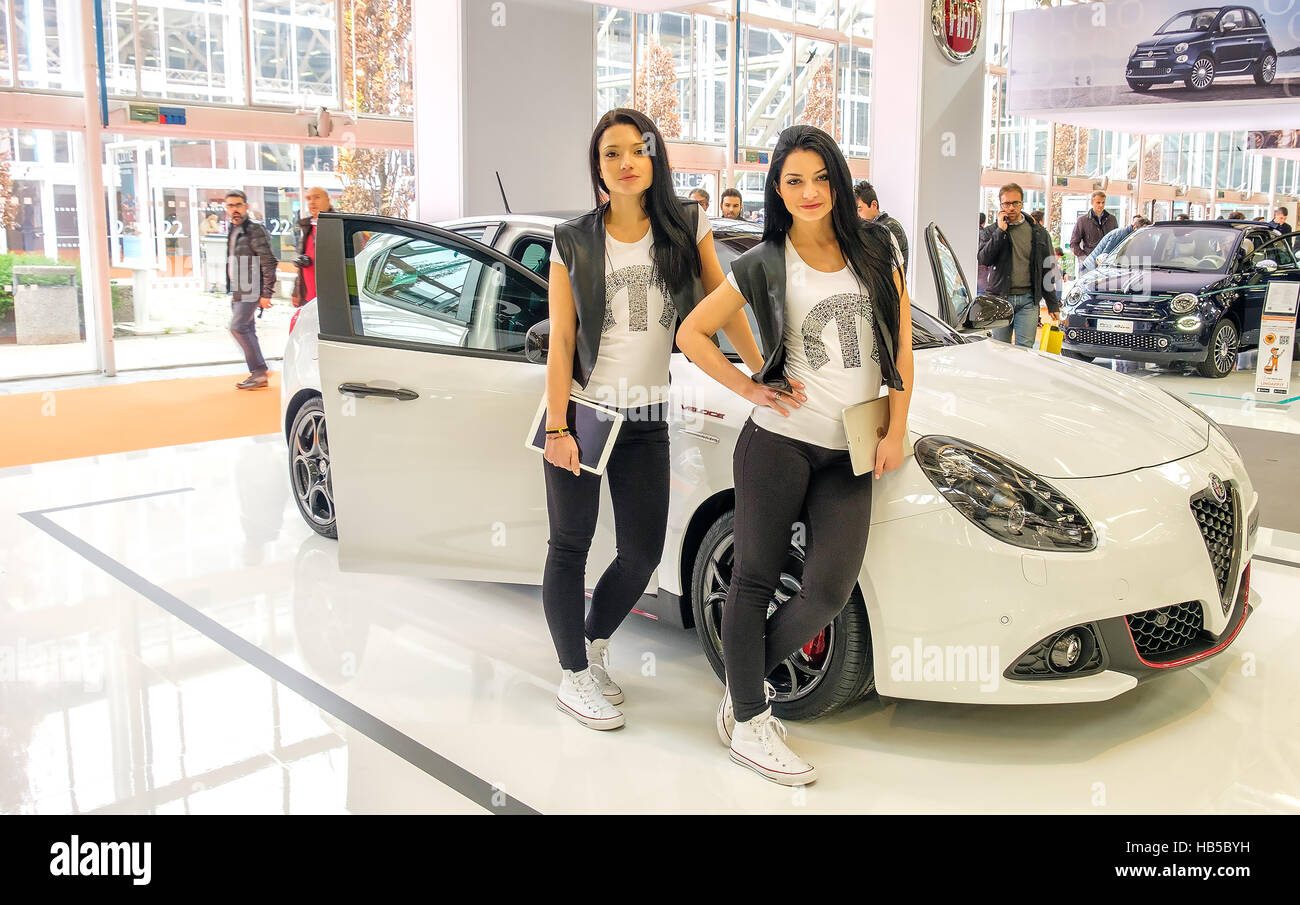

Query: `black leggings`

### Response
(724, 417, 874, 722)
(542, 408, 670, 672)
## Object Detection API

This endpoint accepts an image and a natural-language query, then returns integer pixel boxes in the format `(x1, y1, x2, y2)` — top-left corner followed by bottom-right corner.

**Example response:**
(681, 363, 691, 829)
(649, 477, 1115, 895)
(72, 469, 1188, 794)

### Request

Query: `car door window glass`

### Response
(346, 226, 546, 354)
(1243, 9, 1261, 28)
(1251, 236, 1295, 269)
(1219, 9, 1244, 30)
(930, 227, 971, 323)
(510, 236, 552, 279)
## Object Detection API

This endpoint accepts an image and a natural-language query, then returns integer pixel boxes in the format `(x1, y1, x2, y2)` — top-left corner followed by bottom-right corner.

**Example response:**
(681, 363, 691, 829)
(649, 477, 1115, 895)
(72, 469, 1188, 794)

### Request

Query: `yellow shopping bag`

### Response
(1038, 323, 1063, 355)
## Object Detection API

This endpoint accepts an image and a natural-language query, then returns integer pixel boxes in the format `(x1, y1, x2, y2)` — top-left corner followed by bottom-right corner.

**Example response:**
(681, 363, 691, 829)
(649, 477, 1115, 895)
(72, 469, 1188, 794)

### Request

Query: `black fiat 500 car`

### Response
(1127, 6, 1276, 92)
(1060, 220, 1296, 377)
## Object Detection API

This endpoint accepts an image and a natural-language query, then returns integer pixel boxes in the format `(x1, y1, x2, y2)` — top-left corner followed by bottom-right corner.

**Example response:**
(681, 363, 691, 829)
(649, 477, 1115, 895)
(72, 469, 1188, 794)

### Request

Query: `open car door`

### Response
(313, 211, 551, 584)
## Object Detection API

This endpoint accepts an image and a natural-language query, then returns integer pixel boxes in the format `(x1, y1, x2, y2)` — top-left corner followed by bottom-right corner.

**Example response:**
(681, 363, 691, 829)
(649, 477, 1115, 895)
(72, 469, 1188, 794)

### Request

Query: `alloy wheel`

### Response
(292, 409, 335, 528)
(1190, 58, 1214, 89)
(1262, 55, 1277, 84)
(699, 530, 834, 704)
(1213, 322, 1238, 375)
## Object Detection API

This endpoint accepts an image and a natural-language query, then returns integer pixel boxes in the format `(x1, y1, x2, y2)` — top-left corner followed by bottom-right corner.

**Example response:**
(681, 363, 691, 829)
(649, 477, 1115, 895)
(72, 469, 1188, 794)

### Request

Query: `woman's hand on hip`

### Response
(744, 377, 807, 417)
(545, 433, 582, 476)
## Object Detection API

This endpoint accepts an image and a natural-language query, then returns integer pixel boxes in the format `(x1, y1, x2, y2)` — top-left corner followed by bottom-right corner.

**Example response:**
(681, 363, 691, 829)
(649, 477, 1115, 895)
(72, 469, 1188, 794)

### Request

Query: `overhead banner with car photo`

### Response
(1007, 1, 1300, 131)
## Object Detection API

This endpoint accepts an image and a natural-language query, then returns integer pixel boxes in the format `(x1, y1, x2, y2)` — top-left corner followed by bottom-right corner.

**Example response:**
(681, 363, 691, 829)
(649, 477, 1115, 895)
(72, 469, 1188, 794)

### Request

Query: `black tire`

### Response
(1185, 56, 1215, 90)
(1127, 80, 1152, 92)
(1197, 319, 1239, 378)
(289, 396, 338, 538)
(1254, 52, 1277, 86)
(689, 510, 875, 721)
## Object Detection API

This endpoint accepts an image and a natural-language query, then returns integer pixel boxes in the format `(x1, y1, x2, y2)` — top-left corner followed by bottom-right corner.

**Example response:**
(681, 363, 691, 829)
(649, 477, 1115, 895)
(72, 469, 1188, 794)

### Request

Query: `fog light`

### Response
(1049, 632, 1082, 670)
(1176, 54, 1188, 63)
(1157, 337, 1170, 348)
(1067, 329, 1079, 340)
(1177, 315, 1201, 331)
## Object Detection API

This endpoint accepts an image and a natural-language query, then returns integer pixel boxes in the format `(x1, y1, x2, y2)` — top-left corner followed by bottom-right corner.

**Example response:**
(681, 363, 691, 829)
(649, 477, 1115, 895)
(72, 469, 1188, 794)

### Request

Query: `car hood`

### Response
(907, 339, 1207, 479)
(1136, 31, 1203, 50)
(1077, 265, 1221, 296)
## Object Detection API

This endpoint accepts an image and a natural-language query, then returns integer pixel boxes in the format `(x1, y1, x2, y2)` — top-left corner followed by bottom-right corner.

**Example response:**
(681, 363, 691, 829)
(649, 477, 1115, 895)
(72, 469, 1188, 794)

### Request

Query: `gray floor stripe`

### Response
(19, 494, 539, 816)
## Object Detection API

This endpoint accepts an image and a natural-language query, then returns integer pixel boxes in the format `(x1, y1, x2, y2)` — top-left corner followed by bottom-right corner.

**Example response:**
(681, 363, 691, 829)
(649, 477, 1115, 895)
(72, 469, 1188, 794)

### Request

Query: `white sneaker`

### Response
(585, 637, 624, 705)
(556, 668, 625, 730)
(729, 707, 817, 786)
(717, 680, 775, 747)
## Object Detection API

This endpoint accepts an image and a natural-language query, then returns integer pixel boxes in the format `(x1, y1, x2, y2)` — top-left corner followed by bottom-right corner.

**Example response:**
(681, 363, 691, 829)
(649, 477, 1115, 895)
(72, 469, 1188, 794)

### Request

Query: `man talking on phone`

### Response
(977, 182, 1060, 348)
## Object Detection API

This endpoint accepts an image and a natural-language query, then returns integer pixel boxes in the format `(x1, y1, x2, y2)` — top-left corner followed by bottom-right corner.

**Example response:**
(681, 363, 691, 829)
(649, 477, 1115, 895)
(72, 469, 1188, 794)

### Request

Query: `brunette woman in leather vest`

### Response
(544, 108, 763, 730)
(677, 125, 914, 784)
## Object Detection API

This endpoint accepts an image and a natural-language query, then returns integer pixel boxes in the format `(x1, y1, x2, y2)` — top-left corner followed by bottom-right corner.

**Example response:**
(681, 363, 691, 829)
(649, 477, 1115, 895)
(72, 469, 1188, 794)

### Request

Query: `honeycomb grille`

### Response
(1126, 601, 1204, 658)
(1068, 328, 1166, 351)
(1192, 485, 1239, 616)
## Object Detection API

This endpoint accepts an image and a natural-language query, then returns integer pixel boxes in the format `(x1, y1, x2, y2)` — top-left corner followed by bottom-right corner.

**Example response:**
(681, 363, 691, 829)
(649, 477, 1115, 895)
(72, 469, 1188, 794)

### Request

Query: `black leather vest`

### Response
(728, 237, 904, 392)
(552, 199, 708, 390)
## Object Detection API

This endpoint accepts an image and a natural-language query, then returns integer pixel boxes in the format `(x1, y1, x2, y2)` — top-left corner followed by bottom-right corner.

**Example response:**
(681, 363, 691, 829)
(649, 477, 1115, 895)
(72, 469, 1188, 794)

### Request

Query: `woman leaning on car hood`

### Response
(676, 124, 913, 787)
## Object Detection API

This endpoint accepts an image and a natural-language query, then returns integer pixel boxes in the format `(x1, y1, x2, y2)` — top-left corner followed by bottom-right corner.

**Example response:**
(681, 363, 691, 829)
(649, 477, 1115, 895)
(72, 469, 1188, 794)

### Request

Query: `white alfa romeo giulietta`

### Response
(280, 210, 1261, 719)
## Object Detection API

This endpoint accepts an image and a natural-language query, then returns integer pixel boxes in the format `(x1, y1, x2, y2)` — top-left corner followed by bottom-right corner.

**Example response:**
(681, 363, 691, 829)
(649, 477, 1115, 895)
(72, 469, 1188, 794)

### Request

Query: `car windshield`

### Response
(1158, 9, 1217, 32)
(1110, 226, 1239, 273)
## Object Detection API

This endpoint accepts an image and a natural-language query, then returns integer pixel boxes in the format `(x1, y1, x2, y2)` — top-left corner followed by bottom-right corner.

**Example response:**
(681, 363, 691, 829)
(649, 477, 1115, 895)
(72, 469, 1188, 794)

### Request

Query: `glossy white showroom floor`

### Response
(2, 364, 1298, 815)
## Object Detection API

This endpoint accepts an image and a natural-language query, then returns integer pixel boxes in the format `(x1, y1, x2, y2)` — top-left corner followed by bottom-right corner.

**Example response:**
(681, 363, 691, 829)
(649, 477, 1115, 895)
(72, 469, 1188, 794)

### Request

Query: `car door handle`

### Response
(338, 382, 419, 401)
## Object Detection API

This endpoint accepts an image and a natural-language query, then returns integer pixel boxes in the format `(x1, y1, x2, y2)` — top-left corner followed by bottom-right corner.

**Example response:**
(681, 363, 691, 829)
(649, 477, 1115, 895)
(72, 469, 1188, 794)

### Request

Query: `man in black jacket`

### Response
(224, 190, 278, 389)
(1069, 191, 1118, 259)
(854, 180, 908, 274)
(977, 182, 1061, 348)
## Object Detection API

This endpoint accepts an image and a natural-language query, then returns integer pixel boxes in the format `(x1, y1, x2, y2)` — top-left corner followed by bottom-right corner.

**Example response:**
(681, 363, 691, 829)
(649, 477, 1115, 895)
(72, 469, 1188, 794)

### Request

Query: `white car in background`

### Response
(280, 211, 1261, 719)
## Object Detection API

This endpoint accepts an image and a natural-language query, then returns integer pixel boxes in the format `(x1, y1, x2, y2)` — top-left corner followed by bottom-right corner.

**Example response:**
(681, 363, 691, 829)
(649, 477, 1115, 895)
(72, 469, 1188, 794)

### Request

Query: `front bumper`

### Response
(866, 432, 1258, 704)
(1060, 314, 1211, 363)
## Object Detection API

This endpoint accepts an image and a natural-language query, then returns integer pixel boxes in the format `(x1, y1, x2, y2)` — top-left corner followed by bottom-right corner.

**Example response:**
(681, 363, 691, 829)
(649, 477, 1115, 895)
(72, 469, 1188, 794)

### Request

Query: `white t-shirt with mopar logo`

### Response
(729, 238, 886, 450)
(551, 212, 711, 408)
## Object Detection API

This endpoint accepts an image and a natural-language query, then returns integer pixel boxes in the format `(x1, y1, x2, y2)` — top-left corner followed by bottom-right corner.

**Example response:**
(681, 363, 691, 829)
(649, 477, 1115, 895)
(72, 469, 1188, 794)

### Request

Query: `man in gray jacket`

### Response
(224, 190, 278, 389)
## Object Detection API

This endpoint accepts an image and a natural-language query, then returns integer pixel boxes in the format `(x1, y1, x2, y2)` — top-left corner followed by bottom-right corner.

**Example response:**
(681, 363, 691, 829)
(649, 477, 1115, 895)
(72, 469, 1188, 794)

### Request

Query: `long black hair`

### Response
(588, 108, 701, 294)
(762, 124, 901, 346)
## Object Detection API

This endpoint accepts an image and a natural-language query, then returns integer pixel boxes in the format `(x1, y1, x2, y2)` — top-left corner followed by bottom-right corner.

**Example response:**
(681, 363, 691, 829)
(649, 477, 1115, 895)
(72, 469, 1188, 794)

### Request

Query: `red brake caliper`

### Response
(802, 630, 827, 663)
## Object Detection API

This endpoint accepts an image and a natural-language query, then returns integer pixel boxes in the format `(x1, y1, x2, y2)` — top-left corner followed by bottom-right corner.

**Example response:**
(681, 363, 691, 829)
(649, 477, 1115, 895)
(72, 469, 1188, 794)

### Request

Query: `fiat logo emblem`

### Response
(1209, 474, 1226, 504)
(1112, 301, 1124, 313)
(1154, 612, 1169, 627)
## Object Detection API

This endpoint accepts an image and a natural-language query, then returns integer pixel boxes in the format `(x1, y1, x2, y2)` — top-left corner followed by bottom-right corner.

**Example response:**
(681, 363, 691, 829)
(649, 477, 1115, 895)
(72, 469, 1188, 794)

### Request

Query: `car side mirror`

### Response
(964, 294, 1014, 332)
(1256, 259, 1279, 273)
(524, 319, 550, 364)
(1221, 21, 1237, 31)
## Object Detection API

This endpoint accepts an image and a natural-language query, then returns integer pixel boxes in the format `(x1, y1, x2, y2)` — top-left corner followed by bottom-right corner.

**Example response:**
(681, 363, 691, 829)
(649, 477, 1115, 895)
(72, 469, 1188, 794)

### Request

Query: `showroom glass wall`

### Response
(0, 0, 414, 380)
(594, 0, 874, 219)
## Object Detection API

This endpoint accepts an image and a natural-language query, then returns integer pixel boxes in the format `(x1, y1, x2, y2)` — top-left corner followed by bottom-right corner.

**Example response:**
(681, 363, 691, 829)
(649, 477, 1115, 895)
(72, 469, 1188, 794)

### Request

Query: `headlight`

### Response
(1159, 389, 1241, 459)
(916, 437, 1096, 552)
(1065, 284, 1084, 307)
(1174, 42, 1188, 53)
(1130, 45, 1138, 56)
(1169, 292, 1198, 313)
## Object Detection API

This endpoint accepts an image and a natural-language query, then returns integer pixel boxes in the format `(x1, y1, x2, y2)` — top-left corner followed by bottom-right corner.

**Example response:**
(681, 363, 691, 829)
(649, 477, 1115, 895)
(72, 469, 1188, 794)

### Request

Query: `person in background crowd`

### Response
(1053, 246, 1067, 283)
(1069, 191, 1118, 260)
(1078, 214, 1150, 276)
(854, 180, 908, 275)
(720, 187, 744, 220)
(1273, 207, 1291, 233)
(690, 188, 710, 212)
(293, 187, 333, 308)
(977, 212, 990, 292)
(1175, 213, 1192, 221)
(1130, 214, 1146, 228)
(1228, 211, 1247, 220)
(978, 182, 1061, 347)
(200, 213, 221, 235)
(224, 189, 277, 390)
(1030, 209, 1045, 226)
